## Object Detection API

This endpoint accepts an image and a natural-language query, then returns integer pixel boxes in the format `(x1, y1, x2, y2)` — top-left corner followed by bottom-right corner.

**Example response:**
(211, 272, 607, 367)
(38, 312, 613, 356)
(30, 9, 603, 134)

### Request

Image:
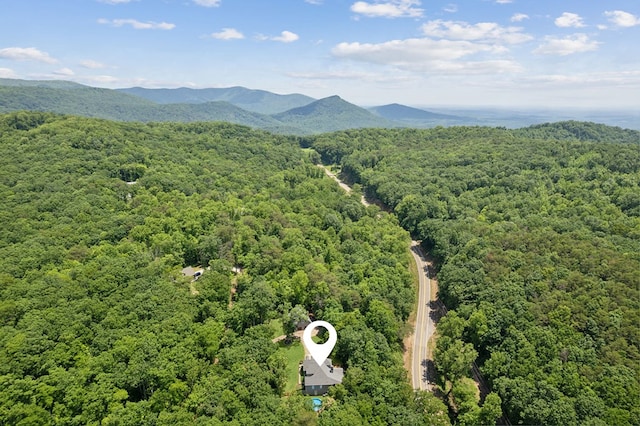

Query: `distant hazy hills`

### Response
(118, 86, 315, 115)
(273, 95, 397, 133)
(369, 103, 466, 125)
(0, 78, 87, 90)
(1, 78, 638, 132)
(0, 78, 400, 134)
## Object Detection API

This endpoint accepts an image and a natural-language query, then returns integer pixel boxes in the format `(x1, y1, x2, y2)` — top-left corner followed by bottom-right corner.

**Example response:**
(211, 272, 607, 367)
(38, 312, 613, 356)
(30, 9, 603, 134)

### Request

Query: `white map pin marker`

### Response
(302, 320, 337, 367)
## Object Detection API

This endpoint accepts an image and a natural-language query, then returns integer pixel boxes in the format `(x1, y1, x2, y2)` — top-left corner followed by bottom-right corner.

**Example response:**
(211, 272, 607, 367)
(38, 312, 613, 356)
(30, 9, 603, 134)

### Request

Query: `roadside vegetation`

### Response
(309, 122, 640, 425)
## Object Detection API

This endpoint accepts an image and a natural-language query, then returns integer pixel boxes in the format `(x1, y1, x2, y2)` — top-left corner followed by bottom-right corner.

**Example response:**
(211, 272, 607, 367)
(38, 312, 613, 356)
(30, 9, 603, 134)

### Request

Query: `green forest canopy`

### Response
(1, 112, 638, 425)
(309, 122, 640, 426)
(0, 112, 449, 425)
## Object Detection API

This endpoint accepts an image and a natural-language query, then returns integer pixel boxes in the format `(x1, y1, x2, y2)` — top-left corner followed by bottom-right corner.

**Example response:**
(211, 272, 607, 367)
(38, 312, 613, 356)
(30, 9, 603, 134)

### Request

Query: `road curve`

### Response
(410, 242, 435, 390)
(318, 165, 436, 390)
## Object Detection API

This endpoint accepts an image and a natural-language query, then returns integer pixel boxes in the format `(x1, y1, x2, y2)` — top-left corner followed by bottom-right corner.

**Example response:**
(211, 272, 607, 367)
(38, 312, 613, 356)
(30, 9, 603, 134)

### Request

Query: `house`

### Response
(294, 318, 311, 331)
(301, 357, 344, 396)
(181, 267, 204, 280)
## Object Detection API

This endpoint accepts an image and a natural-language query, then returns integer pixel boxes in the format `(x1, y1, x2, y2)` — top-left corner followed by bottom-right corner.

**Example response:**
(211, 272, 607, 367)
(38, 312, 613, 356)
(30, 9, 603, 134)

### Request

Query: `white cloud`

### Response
(210, 28, 244, 40)
(533, 33, 600, 56)
(443, 4, 458, 13)
(98, 18, 175, 30)
(604, 10, 640, 28)
(331, 38, 521, 74)
(421, 20, 532, 44)
(441, 59, 522, 73)
(555, 12, 585, 28)
(495, 0, 512, 4)
(351, 0, 423, 18)
(305, 0, 323, 4)
(193, 0, 221, 7)
(333, 39, 489, 63)
(288, 69, 413, 83)
(511, 13, 529, 22)
(0, 67, 17, 78)
(53, 67, 75, 76)
(273, 31, 299, 42)
(258, 31, 299, 43)
(0, 47, 57, 63)
(80, 60, 106, 69)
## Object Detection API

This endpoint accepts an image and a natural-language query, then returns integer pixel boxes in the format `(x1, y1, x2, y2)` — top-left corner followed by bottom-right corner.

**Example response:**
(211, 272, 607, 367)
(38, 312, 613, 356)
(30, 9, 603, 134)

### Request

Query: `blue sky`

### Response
(1, 0, 639, 108)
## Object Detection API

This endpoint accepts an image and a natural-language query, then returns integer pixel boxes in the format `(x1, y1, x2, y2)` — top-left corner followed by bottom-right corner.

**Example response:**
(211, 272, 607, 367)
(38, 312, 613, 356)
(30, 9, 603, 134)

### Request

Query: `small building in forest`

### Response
(181, 266, 204, 280)
(301, 357, 343, 395)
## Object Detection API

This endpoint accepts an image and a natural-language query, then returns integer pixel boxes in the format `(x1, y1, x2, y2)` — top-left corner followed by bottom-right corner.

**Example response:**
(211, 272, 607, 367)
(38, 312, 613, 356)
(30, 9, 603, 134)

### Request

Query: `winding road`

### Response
(319, 164, 511, 423)
(319, 165, 437, 391)
(410, 242, 436, 391)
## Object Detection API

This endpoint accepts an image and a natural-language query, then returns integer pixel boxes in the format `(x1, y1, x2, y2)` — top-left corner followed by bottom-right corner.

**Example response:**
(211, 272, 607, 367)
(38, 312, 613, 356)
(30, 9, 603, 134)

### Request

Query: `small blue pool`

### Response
(311, 398, 322, 412)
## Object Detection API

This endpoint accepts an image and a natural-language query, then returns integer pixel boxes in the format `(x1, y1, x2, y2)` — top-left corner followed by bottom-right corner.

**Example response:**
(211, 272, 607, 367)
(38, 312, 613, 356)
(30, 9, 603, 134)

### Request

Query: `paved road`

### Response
(318, 164, 510, 421)
(410, 241, 436, 390)
(319, 164, 436, 390)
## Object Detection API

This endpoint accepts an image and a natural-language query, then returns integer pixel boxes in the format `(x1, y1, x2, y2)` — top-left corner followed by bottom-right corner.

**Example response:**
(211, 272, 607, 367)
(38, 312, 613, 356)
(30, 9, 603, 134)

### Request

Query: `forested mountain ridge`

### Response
(118, 86, 315, 115)
(0, 82, 392, 134)
(0, 85, 301, 132)
(309, 124, 640, 425)
(0, 85, 156, 115)
(2, 78, 639, 132)
(273, 95, 397, 133)
(0, 78, 87, 89)
(514, 120, 640, 143)
(0, 111, 451, 425)
(368, 103, 467, 126)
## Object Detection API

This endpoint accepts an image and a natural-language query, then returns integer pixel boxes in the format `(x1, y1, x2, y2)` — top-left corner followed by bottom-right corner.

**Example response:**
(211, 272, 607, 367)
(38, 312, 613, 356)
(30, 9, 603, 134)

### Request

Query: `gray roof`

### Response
(181, 267, 203, 277)
(302, 357, 344, 387)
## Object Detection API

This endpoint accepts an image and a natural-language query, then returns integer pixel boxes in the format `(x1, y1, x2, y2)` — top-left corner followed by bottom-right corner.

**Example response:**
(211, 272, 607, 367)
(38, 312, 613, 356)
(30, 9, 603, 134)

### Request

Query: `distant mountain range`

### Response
(369, 103, 466, 126)
(1, 78, 638, 132)
(0, 78, 395, 134)
(118, 86, 314, 115)
(273, 95, 397, 133)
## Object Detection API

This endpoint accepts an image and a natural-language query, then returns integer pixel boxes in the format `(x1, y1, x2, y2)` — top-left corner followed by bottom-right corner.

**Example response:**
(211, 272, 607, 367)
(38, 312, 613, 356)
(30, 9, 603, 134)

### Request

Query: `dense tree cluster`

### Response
(311, 122, 640, 425)
(0, 112, 449, 424)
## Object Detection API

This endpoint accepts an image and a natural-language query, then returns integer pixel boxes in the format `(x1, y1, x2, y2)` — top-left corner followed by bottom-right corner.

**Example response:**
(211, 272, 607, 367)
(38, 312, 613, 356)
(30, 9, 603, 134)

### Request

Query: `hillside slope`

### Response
(273, 95, 397, 133)
(0, 85, 156, 117)
(0, 85, 301, 131)
(369, 103, 466, 124)
(0, 78, 87, 89)
(515, 120, 640, 143)
(118, 86, 315, 114)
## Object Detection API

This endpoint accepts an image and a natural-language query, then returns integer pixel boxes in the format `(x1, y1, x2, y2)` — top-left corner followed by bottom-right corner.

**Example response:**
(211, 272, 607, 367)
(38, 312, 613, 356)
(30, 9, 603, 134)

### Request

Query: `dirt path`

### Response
(189, 281, 200, 296)
(272, 328, 318, 356)
(318, 165, 370, 207)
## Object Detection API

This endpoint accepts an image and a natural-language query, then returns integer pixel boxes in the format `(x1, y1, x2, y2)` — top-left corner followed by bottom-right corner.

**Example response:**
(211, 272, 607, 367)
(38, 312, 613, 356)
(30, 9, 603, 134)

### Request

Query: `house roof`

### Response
(302, 357, 344, 387)
(181, 267, 204, 277)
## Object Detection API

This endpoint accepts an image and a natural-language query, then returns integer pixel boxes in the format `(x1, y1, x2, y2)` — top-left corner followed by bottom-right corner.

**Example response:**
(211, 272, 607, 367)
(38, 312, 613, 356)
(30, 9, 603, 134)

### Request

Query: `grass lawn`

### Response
(313, 334, 328, 344)
(277, 340, 305, 395)
(268, 318, 285, 339)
